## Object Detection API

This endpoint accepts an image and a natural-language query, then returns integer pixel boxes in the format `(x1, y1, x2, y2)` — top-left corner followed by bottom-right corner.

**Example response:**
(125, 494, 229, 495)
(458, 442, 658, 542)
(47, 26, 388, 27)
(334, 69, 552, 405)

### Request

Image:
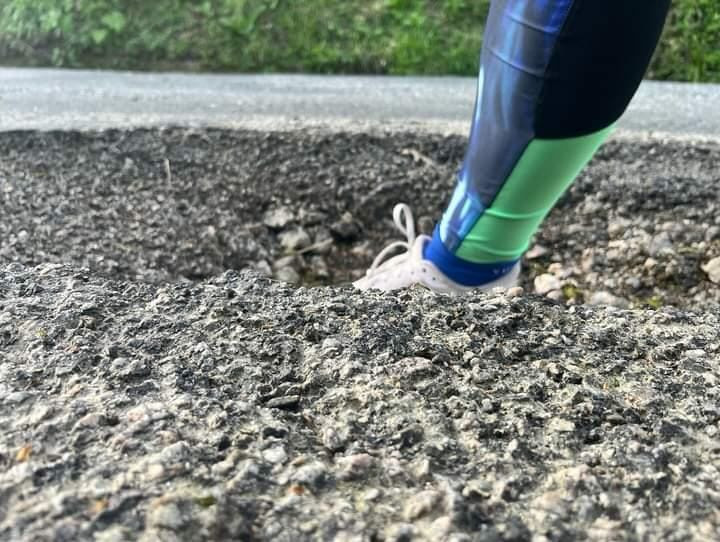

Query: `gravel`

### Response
(1, 128, 719, 308)
(702, 257, 720, 284)
(1, 128, 719, 540)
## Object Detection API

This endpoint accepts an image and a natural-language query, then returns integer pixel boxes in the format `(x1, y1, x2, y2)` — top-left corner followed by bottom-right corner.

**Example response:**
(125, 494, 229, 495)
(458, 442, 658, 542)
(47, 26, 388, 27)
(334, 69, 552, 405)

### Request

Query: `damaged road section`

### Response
(1, 128, 719, 309)
(0, 265, 719, 540)
(0, 126, 719, 539)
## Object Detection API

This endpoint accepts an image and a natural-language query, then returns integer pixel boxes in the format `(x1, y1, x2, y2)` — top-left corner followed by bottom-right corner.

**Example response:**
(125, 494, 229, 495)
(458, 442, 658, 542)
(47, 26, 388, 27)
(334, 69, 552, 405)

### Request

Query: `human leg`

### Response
(355, 0, 671, 293)
(427, 0, 671, 285)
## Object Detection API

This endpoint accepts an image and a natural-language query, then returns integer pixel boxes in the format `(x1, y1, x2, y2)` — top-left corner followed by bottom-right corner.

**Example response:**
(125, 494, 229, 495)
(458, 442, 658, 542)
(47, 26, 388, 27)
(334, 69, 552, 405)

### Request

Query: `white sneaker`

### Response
(353, 203, 520, 294)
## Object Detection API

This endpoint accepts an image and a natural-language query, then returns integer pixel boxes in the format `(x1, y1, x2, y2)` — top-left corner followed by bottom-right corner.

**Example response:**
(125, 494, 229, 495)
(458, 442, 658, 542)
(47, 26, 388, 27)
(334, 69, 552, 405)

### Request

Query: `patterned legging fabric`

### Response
(425, 0, 671, 286)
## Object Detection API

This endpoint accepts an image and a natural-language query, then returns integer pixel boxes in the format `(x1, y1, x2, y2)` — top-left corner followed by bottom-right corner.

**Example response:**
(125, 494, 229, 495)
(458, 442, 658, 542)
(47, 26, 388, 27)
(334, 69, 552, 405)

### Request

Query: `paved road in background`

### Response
(1, 68, 719, 139)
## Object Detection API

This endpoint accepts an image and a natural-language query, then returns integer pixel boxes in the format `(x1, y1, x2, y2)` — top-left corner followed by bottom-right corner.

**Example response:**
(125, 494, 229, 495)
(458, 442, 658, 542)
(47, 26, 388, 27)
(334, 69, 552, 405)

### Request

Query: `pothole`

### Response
(1, 128, 718, 310)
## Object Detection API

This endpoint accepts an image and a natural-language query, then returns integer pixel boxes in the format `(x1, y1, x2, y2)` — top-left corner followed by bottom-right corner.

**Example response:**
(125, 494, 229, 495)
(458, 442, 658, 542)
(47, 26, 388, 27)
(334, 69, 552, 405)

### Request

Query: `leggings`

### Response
(425, 0, 671, 286)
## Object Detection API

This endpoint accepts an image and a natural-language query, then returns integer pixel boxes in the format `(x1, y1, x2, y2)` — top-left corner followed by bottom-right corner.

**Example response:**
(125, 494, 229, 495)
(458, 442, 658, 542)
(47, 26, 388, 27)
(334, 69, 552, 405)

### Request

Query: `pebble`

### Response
(607, 218, 630, 238)
(274, 266, 301, 284)
(505, 286, 524, 298)
(581, 249, 597, 272)
(648, 232, 673, 256)
(322, 425, 350, 452)
(337, 454, 375, 480)
(705, 226, 720, 241)
(265, 395, 300, 409)
(262, 446, 288, 465)
(95, 526, 132, 542)
(253, 260, 273, 277)
(273, 255, 301, 283)
(525, 245, 549, 259)
(145, 463, 166, 480)
(154, 442, 190, 466)
(273, 255, 298, 269)
(534, 273, 561, 295)
(363, 489, 382, 502)
(126, 402, 170, 428)
(547, 262, 570, 278)
(684, 349, 706, 359)
(385, 523, 415, 542)
(4, 391, 34, 405)
(643, 257, 658, 269)
(291, 461, 328, 489)
(701, 257, 720, 284)
(225, 460, 260, 492)
(147, 501, 184, 530)
(588, 291, 629, 309)
(263, 207, 295, 229)
(279, 228, 312, 251)
(403, 490, 442, 520)
(321, 337, 343, 357)
(122, 359, 152, 379)
(411, 457, 431, 479)
(548, 418, 576, 433)
(74, 413, 103, 428)
(211, 453, 238, 476)
(309, 255, 330, 278)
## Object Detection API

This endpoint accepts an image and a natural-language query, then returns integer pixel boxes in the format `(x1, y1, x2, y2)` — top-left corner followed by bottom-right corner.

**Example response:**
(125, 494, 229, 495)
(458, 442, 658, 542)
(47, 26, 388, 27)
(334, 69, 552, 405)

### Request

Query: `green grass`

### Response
(1, 0, 718, 82)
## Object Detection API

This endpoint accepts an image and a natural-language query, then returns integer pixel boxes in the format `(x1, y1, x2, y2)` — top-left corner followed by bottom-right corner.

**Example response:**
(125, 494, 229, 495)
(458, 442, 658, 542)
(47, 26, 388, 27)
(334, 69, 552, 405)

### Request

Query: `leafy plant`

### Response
(649, 0, 720, 82)
(0, 0, 717, 81)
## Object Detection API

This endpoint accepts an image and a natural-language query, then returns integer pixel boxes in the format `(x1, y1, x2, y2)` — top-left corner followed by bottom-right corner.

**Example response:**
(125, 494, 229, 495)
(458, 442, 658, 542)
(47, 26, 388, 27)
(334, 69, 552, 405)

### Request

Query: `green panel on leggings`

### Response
(455, 125, 614, 263)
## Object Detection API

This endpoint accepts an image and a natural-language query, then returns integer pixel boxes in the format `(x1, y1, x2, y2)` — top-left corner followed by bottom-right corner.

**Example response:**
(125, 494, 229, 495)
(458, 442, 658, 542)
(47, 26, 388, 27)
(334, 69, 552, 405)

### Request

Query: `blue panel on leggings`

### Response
(424, 228, 519, 287)
(438, 0, 573, 252)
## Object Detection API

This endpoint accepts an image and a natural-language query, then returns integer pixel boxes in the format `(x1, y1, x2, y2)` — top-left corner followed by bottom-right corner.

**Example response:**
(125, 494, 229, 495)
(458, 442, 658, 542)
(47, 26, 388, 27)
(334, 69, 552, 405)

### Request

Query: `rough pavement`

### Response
(1, 127, 719, 541)
(1, 69, 720, 541)
(1, 264, 719, 541)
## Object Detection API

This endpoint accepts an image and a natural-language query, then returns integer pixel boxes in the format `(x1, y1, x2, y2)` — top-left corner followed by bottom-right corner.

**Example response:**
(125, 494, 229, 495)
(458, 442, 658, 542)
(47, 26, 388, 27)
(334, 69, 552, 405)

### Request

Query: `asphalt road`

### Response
(1, 68, 719, 139)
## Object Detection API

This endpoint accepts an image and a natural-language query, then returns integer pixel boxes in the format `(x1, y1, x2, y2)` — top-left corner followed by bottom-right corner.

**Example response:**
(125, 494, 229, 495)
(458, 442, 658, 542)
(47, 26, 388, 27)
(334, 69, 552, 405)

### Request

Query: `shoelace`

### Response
(366, 203, 417, 276)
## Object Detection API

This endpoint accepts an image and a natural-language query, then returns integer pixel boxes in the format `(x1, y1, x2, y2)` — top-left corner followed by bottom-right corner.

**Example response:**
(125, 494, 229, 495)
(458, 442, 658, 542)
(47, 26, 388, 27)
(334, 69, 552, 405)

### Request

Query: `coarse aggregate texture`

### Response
(1, 266, 720, 541)
(1, 128, 719, 309)
(1, 128, 720, 541)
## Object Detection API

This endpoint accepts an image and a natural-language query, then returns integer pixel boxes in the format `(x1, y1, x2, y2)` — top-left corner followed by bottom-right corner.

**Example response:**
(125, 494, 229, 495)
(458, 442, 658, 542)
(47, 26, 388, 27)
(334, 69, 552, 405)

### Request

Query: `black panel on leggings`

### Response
(534, 0, 670, 139)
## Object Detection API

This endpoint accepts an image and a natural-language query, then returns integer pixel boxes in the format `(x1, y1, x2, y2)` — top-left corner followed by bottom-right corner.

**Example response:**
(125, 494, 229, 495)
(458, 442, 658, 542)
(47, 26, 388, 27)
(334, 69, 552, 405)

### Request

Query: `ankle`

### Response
(423, 229, 519, 287)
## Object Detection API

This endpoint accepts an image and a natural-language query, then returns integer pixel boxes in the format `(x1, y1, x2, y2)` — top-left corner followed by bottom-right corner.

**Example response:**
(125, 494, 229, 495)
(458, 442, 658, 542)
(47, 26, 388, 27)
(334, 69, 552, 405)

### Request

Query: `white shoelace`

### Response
(366, 203, 417, 276)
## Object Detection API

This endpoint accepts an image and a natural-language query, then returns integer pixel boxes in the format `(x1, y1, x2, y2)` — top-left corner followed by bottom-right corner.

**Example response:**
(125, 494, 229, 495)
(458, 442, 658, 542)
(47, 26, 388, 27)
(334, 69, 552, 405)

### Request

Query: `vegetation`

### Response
(1, 0, 718, 82)
(651, 0, 720, 82)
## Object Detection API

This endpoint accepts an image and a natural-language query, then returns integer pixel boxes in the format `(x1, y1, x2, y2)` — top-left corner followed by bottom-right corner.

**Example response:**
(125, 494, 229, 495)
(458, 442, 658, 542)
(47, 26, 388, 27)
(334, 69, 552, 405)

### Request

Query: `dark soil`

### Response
(1, 128, 718, 309)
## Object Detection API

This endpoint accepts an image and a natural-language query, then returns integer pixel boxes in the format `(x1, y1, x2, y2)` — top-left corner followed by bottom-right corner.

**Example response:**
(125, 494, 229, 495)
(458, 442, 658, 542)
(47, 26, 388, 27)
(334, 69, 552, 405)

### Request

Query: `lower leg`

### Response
(426, 0, 671, 286)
